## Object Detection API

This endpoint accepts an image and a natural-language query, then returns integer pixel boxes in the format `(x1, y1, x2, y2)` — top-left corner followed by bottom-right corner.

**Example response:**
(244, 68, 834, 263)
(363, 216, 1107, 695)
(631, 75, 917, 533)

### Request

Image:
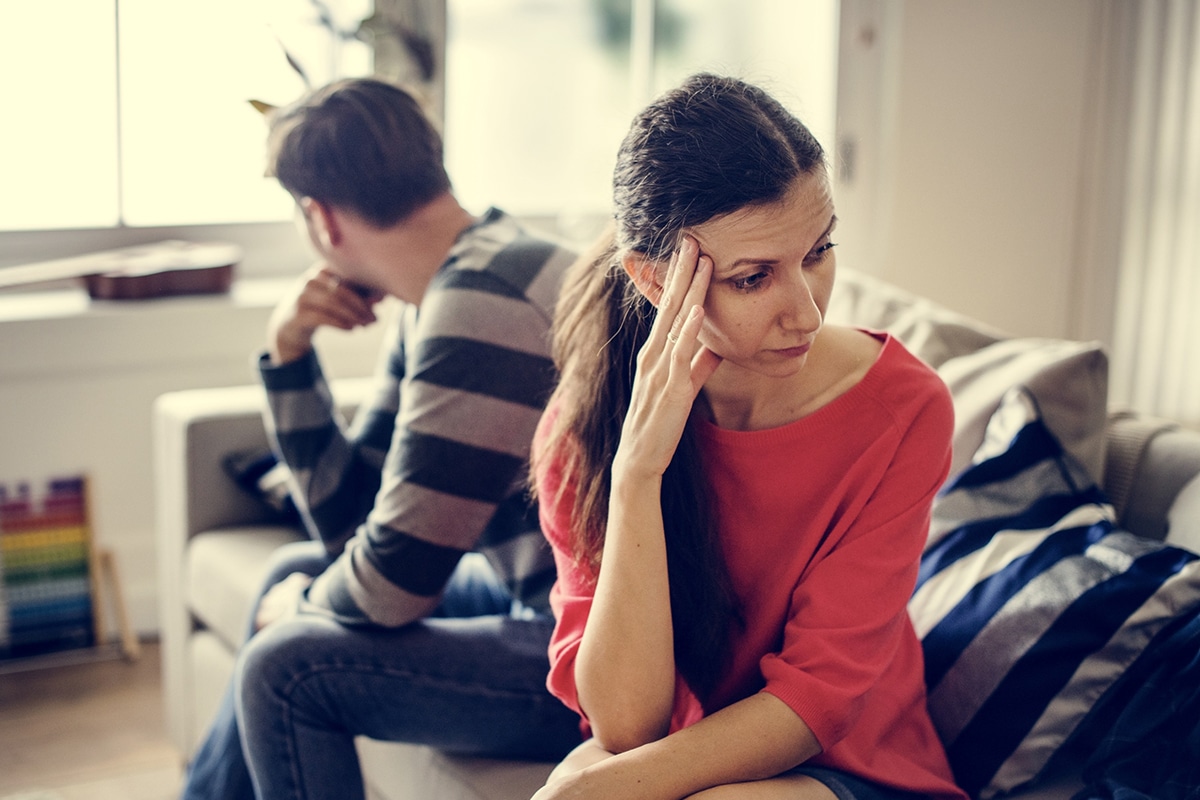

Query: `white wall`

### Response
(836, 0, 1107, 341)
(0, 281, 385, 637)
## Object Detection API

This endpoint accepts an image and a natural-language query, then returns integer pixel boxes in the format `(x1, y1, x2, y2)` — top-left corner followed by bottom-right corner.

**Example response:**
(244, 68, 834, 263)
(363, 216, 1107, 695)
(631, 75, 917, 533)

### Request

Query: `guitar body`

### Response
(84, 261, 235, 299)
(0, 240, 242, 300)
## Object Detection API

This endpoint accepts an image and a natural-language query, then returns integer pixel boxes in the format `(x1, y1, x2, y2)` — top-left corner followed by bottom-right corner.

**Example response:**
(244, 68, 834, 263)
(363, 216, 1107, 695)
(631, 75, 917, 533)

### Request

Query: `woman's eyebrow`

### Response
(724, 255, 780, 271)
(718, 214, 839, 272)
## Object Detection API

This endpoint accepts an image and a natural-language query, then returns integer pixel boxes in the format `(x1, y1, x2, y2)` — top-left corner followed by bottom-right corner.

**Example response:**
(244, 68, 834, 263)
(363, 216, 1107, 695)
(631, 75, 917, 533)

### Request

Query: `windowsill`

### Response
(0, 278, 298, 382)
(0, 277, 292, 324)
(0, 210, 595, 381)
(0, 275, 387, 383)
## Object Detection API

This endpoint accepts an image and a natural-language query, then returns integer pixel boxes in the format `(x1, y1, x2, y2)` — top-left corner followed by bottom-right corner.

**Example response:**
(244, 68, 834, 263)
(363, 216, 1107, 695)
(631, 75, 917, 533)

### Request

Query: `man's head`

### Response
(266, 78, 451, 229)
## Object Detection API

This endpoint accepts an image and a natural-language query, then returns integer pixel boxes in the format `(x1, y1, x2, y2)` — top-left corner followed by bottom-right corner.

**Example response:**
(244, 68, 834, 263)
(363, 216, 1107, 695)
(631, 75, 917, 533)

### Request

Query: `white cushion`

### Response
(185, 526, 304, 649)
(358, 739, 553, 800)
(828, 267, 1006, 368)
(827, 268, 1109, 488)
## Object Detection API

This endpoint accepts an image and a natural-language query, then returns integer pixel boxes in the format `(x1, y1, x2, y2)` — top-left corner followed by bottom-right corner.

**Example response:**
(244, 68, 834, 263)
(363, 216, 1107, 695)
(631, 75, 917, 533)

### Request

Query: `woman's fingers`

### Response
(656, 239, 710, 349)
(654, 238, 696, 338)
(619, 245, 718, 478)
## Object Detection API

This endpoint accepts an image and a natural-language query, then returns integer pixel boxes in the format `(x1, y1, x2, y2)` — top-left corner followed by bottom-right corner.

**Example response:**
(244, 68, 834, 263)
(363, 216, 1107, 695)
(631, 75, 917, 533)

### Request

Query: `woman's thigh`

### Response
(687, 775, 837, 800)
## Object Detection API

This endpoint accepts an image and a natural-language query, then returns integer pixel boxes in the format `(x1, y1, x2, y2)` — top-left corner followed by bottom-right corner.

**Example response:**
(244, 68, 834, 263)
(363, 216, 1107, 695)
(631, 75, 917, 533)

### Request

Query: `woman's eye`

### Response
(732, 271, 769, 292)
(805, 241, 838, 264)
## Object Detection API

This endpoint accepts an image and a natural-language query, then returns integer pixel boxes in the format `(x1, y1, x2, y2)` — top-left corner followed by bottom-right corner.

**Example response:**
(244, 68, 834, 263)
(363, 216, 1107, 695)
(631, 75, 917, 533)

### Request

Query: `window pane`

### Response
(0, 1, 120, 231)
(652, 0, 839, 155)
(444, 0, 837, 223)
(445, 0, 634, 221)
(118, 0, 374, 227)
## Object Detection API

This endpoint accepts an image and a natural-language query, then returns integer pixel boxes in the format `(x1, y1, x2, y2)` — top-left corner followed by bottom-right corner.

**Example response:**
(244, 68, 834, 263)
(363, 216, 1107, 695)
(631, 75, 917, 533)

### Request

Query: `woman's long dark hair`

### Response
(536, 73, 826, 706)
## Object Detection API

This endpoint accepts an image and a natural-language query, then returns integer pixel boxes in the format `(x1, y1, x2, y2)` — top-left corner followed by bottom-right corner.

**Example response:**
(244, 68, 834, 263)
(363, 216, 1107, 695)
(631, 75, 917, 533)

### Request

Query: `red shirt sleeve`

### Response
(758, 379, 953, 749)
(533, 412, 592, 722)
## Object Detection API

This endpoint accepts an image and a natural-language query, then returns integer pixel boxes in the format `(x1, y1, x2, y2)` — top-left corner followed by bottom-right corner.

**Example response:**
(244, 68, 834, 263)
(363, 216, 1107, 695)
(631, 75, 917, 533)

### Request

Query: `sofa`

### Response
(154, 266, 1200, 800)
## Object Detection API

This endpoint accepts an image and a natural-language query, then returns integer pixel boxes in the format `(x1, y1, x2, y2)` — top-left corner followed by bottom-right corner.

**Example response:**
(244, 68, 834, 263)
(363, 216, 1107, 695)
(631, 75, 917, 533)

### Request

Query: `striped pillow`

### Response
(911, 388, 1200, 798)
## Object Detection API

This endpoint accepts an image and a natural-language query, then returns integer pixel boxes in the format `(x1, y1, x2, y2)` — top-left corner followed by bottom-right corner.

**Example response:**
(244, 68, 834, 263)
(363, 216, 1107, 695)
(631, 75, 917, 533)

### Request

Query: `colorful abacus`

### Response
(0, 477, 97, 660)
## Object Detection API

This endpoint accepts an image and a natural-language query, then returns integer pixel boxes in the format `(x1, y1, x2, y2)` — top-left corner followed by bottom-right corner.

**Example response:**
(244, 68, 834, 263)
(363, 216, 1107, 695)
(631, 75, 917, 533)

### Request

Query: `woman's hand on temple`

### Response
(615, 236, 722, 480)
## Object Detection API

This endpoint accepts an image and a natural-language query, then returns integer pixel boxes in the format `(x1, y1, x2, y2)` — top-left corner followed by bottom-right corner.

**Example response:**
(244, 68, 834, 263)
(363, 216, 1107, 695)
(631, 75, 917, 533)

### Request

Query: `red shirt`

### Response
(537, 332, 967, 799)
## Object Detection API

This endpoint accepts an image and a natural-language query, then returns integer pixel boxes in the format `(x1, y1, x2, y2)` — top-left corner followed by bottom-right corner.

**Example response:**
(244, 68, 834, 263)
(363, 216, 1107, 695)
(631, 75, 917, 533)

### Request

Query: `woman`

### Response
(531, 74, 967, 800)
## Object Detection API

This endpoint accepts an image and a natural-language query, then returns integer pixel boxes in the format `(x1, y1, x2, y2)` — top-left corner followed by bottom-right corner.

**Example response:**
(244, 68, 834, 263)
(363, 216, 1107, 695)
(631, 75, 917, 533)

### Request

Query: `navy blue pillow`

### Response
(222, 448, 299, 522)
(910, 388, 1200, 798)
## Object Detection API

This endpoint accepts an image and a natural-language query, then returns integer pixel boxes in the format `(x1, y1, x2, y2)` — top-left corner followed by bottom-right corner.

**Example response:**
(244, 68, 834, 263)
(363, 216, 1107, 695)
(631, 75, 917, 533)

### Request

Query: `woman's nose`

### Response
(780, 274, 822, 333)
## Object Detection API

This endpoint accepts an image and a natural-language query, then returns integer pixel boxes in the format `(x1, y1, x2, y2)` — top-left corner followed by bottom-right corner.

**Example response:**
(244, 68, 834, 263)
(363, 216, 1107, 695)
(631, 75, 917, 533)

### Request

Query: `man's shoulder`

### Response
(438, 208, 576, 309)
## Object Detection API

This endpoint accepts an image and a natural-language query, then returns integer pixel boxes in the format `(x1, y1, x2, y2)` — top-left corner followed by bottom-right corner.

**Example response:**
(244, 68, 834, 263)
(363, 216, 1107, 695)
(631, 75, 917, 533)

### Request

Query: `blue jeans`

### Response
(181, 541, 581, 800)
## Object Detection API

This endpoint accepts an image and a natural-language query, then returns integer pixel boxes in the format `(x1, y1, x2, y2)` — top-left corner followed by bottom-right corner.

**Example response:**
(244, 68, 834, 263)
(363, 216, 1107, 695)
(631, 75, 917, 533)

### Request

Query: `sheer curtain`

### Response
(1109, 0, 1200, 425)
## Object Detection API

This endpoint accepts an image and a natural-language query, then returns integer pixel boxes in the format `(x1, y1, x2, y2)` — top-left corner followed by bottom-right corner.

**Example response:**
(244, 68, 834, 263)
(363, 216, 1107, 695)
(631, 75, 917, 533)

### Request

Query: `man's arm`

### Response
(301, 236, 569, 627)
(258, 264, 395, 552)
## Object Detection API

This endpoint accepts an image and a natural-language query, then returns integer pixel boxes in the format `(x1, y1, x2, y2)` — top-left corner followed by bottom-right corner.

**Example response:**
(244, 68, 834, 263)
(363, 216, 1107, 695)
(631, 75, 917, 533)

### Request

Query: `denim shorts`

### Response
(789, 766, 930, 800)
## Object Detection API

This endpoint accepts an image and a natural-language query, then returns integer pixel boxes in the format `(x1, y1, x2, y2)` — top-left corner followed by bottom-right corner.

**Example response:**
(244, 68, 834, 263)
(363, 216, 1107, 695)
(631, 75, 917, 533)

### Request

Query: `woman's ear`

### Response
(621, 253, 667, 307)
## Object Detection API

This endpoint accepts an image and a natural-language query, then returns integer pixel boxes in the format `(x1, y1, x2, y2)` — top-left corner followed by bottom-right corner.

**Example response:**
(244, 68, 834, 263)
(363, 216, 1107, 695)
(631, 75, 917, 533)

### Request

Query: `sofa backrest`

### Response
(828, 267, 1109, 484)
(828, 267, 1200, 556)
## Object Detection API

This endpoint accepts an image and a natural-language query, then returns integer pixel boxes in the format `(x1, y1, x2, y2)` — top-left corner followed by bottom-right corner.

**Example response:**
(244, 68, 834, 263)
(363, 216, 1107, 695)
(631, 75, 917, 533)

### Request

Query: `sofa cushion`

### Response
(357, 738, 553, 800)
(223, 447, 300, 522)
(910, 388, 1200, 799)
(827, 267, 1109, 488)
(936, 339, 1108, 489)
(185, 525, 305, 649)
(828, 268, 1007, 368)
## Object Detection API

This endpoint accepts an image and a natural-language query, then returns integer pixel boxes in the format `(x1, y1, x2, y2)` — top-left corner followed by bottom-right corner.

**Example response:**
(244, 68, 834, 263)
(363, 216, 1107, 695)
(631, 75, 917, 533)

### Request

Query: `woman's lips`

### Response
(772, 342, 812, 358)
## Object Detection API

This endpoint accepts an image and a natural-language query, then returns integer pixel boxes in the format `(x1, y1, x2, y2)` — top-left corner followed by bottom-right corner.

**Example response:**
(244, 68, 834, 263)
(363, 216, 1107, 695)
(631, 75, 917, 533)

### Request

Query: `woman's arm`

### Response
(573, 466, 675, 750)
(536, 691, 821, 800)
(571, 237, 721, 752)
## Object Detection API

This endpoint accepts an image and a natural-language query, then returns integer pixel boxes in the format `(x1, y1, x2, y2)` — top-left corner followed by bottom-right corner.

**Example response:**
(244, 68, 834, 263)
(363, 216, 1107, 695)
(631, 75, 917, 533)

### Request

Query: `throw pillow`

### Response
(222, 448, 299, 521)
(910, 387, 1200, 799)
(936, 337, 1108, 490)
(826, 267, 1006, 369)
(825, 268, 1109, 488)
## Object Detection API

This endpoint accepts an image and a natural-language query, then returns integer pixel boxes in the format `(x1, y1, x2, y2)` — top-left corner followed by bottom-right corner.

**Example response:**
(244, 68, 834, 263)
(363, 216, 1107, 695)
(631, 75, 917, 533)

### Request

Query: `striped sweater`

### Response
(259, 208, 575, 627)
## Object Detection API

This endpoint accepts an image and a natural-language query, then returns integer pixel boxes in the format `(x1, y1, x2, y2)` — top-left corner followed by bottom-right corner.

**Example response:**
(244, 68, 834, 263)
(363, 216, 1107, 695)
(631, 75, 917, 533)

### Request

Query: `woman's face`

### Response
(687, 170, 837, 378)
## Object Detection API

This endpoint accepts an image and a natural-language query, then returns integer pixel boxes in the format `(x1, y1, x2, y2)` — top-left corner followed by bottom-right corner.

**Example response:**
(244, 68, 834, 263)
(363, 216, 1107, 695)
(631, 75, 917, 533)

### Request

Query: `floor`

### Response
(0, 641, 185, 800)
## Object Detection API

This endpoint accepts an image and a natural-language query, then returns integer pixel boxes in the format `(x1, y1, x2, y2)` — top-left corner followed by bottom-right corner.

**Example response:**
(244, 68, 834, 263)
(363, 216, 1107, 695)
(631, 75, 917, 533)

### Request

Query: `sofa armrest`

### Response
(152, 378, 372, 751)
(1104, 412, 1200, 544)
(153, 384, 279, 752)
(155, 384, 276, 541)
(153, 378, 375, 539)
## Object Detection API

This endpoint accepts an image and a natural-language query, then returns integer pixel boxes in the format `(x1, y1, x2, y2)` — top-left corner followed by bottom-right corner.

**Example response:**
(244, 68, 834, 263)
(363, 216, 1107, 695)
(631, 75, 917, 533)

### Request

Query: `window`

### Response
(443, 0, 839, 232)
(1, 0, 838, 276)
(0, 0, 370, 277)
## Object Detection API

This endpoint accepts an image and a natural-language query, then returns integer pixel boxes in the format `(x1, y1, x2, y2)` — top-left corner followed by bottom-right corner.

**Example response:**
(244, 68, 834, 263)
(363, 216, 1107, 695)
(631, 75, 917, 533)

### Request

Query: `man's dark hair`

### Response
(267, 78, 451, 227)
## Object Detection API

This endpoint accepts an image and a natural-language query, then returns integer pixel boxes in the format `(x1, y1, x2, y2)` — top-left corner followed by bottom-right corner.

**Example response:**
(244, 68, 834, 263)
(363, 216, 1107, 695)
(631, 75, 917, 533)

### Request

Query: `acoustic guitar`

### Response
(0, 240, 241, 300)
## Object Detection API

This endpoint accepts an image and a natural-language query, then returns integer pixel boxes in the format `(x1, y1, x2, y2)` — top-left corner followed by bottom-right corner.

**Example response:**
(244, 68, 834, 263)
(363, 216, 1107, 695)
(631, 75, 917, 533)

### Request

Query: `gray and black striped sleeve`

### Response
(258, 338, 397, 555)
(303, 239, 565, 627)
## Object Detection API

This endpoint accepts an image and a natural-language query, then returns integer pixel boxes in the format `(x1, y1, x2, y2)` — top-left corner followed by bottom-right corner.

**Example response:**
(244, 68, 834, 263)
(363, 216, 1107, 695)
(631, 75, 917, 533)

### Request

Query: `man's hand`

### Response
(255, 572, 314, 631)
(267, 264, 384, 365)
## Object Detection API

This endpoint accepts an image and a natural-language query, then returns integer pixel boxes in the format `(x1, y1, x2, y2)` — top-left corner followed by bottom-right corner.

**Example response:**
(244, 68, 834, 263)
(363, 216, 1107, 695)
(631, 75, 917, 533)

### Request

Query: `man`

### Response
(181, 77, 581, 800)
